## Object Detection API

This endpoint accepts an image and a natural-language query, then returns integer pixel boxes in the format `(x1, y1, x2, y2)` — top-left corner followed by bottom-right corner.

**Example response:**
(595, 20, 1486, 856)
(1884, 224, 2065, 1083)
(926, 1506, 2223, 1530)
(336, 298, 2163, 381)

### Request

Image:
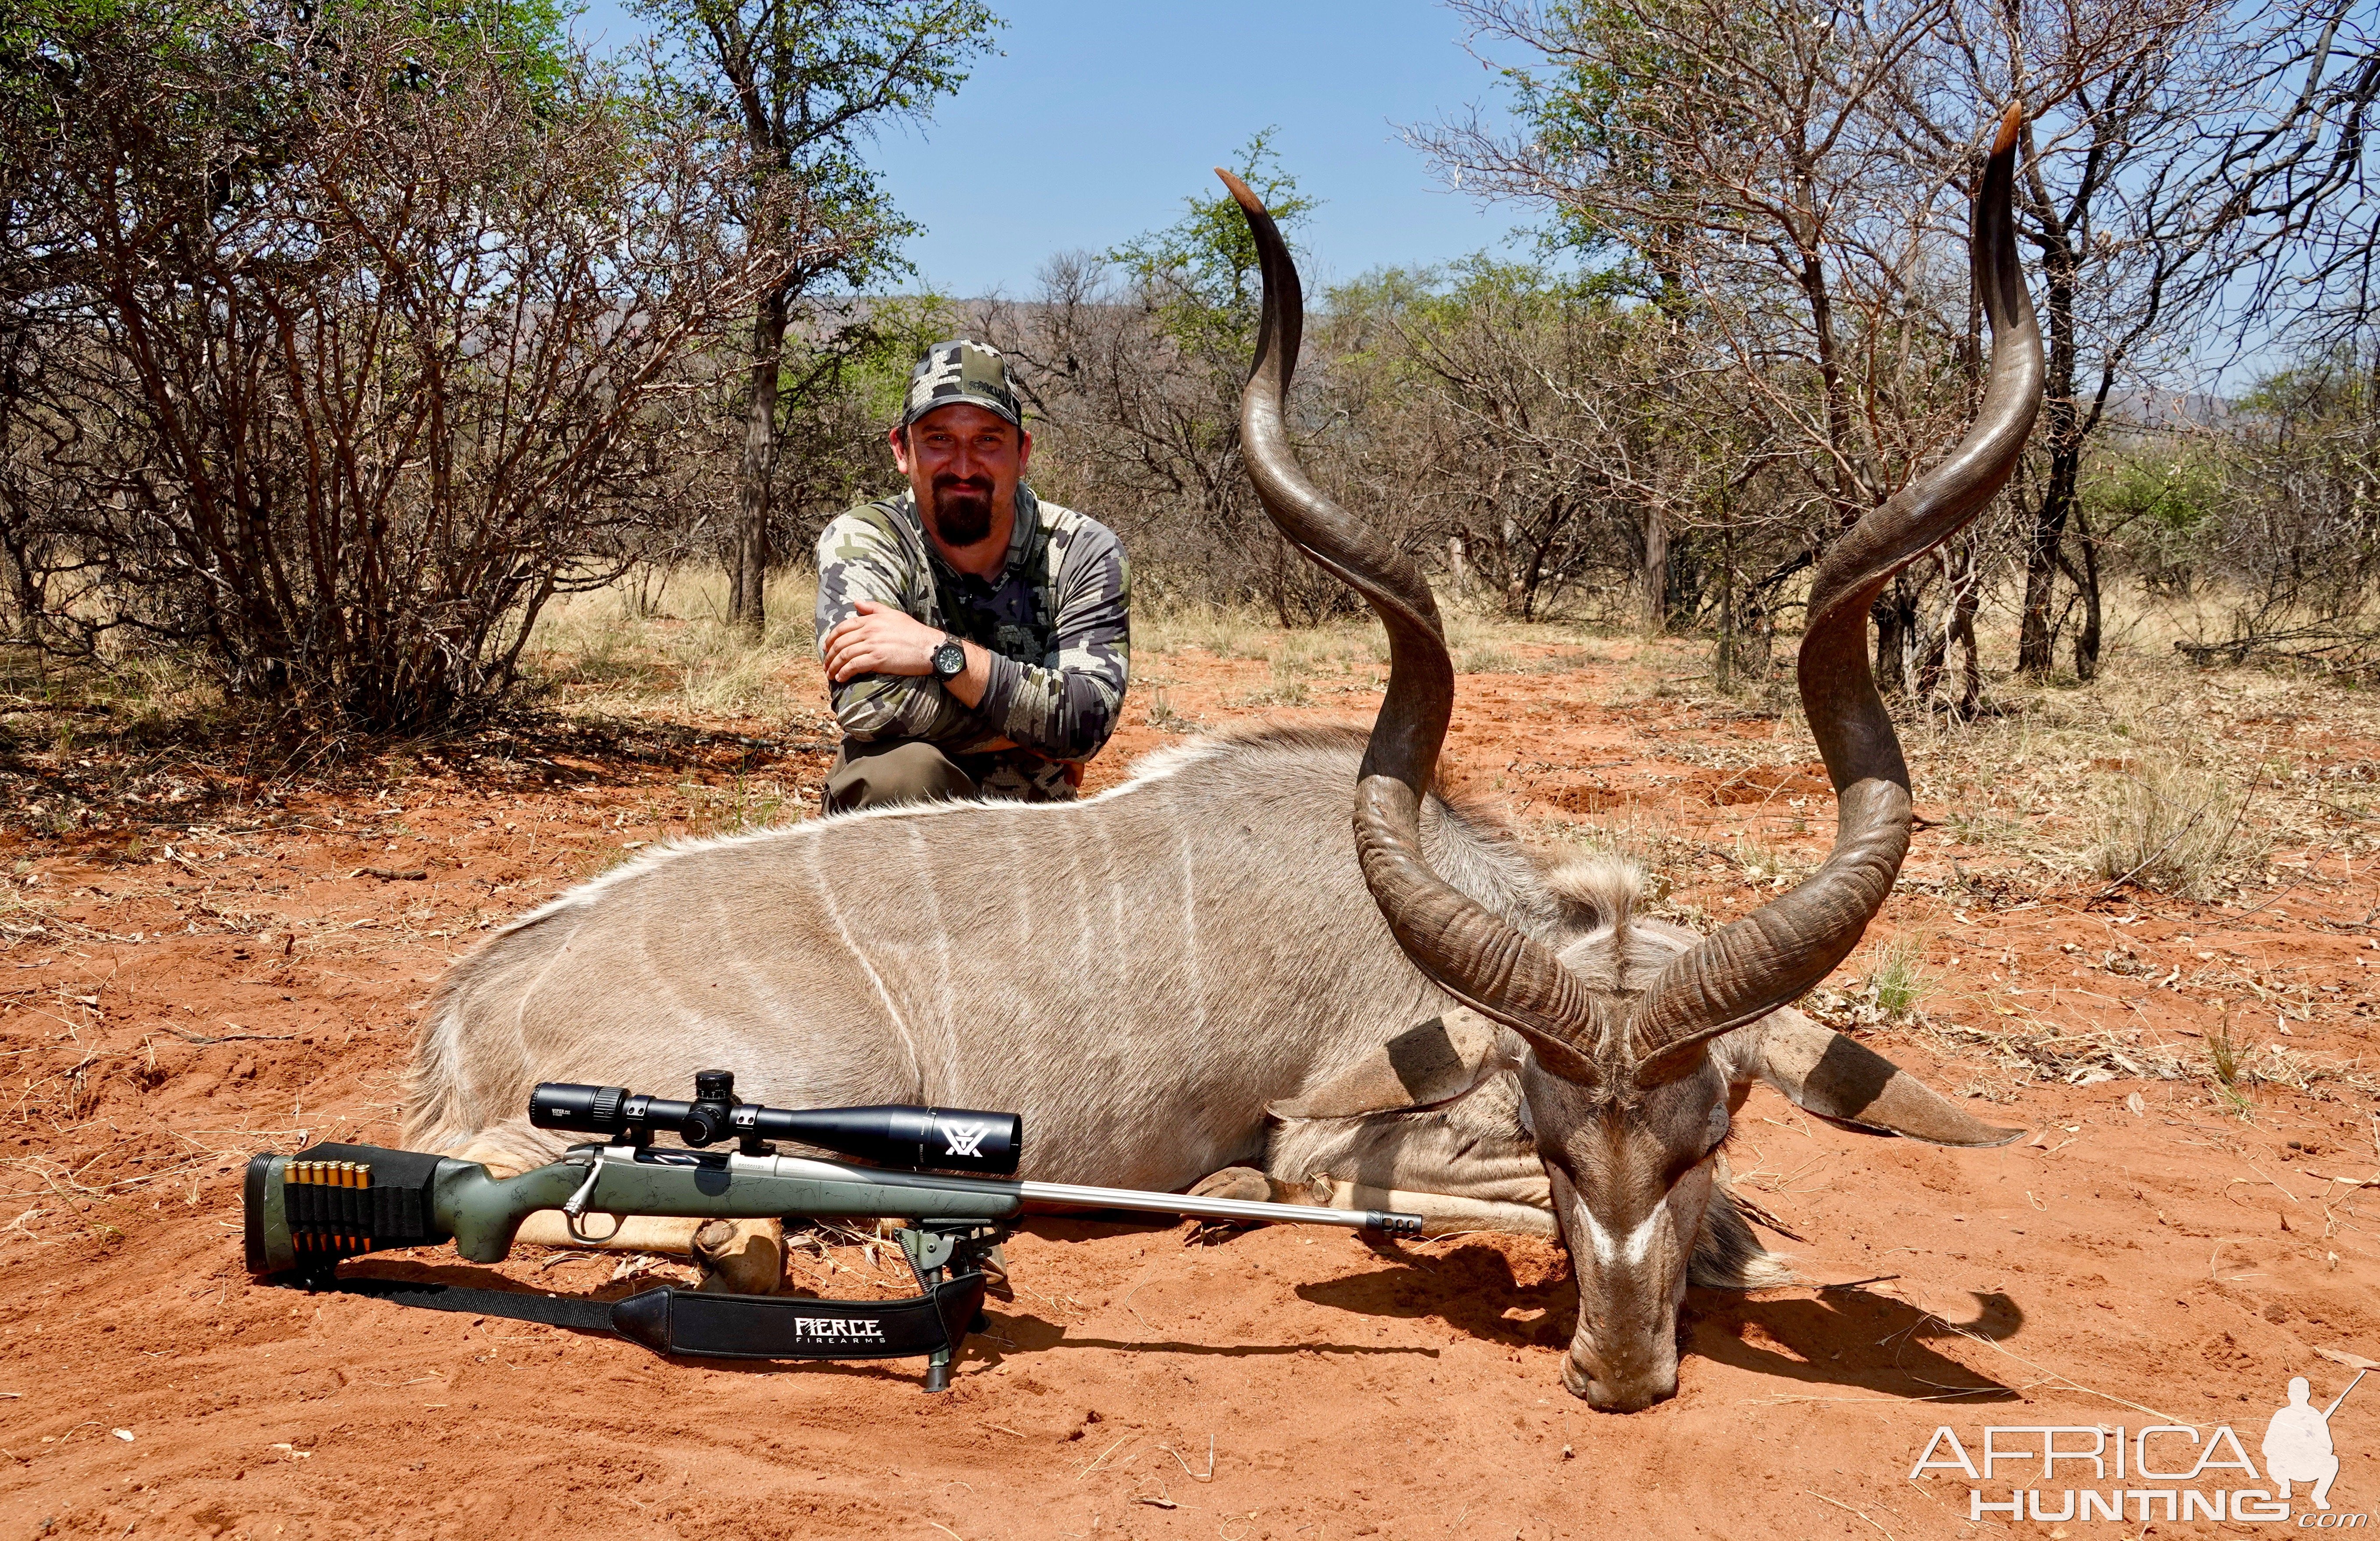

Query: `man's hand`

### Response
(821, 600, 941, 682)
(822, 600, 995, 710)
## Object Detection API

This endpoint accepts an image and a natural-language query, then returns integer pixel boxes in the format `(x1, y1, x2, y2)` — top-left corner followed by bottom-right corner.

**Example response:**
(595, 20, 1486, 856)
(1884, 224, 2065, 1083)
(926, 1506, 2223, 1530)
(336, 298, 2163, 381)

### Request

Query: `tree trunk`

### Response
(1913, 574, 1947, 704)
(2017, 184, 2082, 678)
(2014, 525, 2059, 673)
(1713, 503, 1737, 693)
(2070, 499, 2104, 680)
(2016, 441, 2078, 676)
(2018, 427, 2087, 675)
(1639, 500, 1668, 633)
(1947, 532, 1983, 720)
(1870, 571, 1922, 698)
(731, 287, 789, 636)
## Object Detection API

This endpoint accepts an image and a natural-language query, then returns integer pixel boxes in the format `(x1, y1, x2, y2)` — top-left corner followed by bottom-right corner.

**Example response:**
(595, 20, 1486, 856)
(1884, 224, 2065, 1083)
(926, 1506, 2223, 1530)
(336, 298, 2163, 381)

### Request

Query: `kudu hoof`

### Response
(1187, 1166, 1275, 1204)
(693, 1218, 785, 1295)
(1188, 1166, 1332, 1207)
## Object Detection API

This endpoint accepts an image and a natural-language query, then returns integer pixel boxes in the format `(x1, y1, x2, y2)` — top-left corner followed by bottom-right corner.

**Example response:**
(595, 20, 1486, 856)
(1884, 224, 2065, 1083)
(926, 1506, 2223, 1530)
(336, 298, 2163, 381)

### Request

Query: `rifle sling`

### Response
(288, 1270, 988, 1362)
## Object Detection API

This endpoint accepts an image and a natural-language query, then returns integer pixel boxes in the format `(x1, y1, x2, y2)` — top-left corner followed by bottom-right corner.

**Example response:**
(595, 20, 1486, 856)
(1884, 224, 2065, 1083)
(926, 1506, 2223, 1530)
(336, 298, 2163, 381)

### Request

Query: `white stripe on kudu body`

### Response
(1174, 820, 1208, 1042)
(804, 826, 917, 1095)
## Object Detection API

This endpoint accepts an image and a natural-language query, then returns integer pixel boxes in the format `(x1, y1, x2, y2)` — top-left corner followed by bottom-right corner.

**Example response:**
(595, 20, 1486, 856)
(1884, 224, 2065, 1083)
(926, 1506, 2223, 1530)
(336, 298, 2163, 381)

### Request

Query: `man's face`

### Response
(890, 403, 1031, 551)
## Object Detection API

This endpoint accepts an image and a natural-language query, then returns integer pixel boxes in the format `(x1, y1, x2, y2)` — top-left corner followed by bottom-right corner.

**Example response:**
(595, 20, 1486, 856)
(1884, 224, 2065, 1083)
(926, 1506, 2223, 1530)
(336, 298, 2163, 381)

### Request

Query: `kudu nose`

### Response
(1561, 1346, 1678, 1413)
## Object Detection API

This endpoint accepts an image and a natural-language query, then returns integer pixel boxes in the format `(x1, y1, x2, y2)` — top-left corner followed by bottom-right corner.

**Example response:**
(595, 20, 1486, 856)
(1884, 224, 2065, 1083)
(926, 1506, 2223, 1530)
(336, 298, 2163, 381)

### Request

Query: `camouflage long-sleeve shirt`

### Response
(814, 487, 1130, 800)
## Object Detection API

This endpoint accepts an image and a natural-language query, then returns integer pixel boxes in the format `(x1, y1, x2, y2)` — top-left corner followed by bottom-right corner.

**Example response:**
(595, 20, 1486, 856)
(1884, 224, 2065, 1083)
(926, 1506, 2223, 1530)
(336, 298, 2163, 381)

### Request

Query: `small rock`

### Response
(111, 1428, 133, 1442)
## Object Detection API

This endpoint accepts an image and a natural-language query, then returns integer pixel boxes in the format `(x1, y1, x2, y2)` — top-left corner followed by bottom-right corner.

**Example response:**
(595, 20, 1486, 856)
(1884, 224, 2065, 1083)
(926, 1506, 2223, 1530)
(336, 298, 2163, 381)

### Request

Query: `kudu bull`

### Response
(404, 106, 2041, 1410)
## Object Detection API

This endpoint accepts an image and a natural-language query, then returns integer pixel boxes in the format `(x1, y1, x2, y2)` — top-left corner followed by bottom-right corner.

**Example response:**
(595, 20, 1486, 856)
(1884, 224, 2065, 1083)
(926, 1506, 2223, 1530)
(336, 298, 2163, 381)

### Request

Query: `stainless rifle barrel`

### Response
(1016, 1179, 1419, 1233)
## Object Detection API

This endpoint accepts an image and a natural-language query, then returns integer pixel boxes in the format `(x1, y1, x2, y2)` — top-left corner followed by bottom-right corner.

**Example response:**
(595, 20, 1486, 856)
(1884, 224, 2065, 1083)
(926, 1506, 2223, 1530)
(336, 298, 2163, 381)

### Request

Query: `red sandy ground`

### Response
(3, 642, 2377, 1540)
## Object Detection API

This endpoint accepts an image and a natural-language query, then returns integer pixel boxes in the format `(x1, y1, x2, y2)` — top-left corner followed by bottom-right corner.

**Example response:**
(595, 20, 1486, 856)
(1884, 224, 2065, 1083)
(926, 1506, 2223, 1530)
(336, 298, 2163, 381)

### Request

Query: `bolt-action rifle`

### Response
(244, 1070, 1421, 1390)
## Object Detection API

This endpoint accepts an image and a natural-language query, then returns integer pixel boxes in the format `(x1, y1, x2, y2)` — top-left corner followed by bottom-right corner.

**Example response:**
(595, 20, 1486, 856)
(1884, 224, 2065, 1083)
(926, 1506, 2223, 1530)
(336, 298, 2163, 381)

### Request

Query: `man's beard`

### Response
(927, 475, 999, 548)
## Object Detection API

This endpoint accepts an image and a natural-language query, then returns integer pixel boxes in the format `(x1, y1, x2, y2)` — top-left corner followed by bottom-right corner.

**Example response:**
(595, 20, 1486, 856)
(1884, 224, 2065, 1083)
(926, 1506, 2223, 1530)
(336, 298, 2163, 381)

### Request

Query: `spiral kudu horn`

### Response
(1626, 104, 2044, 1083)
(1218, 169, 1607, 1078)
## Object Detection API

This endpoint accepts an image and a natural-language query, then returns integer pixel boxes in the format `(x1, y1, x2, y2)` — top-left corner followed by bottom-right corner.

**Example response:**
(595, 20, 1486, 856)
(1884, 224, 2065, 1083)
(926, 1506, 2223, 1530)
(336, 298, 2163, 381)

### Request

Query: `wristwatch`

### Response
(930, 634, 967, 684)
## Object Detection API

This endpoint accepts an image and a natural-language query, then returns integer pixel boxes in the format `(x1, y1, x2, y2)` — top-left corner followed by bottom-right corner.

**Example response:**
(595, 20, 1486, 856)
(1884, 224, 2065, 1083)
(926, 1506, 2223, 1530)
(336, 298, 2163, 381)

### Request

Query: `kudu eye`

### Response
(1660, 1102, 1734, 1188)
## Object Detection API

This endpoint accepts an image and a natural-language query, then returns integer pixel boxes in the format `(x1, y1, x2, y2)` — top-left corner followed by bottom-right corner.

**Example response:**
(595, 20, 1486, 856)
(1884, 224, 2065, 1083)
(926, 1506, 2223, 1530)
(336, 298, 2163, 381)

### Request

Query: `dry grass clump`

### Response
(1142, 685, 1195, 731)
(1228, 660, 1315, 709)
(1870, 932, 1929, 1018)
(1729, 833, 1805, 888)
(662, 773, 805, 840)
(1140, 602, 1279, 660)
(526, 570, 823, 723)
(2, 644, 236, 771)
(1799, 934, 1928, 1027)
(1455, 643, 1523, 675)
(2089, 760, 2259, 899)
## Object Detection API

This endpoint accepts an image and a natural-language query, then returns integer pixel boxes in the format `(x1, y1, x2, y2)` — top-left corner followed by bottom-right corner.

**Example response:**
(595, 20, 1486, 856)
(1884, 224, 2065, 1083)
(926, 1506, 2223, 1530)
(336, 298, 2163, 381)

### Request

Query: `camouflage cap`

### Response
(901, 339, 1022, 430)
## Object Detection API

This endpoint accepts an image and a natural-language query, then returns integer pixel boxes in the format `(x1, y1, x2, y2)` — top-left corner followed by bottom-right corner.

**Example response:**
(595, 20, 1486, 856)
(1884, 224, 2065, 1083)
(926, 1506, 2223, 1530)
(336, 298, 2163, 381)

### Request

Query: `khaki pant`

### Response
(823, 738, 1084, 813)
(822, 739, 979, 813)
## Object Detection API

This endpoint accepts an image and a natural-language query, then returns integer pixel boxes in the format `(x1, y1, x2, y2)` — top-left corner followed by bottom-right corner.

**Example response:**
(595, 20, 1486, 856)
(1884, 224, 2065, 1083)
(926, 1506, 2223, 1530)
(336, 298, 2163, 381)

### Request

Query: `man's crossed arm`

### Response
(815, 518, 1129, 762)
(821, 602, 1015, 751)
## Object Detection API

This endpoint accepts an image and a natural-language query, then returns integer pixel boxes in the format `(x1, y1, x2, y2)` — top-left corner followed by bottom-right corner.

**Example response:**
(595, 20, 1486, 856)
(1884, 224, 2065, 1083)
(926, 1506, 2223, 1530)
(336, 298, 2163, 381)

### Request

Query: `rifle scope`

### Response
(529, 1071, 1023, 1175)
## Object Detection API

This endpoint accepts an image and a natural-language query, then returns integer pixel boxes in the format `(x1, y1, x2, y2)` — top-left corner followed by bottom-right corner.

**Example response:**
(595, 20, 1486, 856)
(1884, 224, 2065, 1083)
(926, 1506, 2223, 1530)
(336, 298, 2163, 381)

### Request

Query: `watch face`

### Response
(934, 639, 966, 680)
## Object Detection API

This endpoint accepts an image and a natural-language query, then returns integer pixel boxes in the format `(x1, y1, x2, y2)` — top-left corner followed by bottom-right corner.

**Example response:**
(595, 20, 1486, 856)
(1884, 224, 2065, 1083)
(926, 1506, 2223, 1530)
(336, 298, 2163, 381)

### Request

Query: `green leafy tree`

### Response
(630, 0, 999, 635)
(1106, 128, 1317, 364)
(1088, 133, 1338, 622)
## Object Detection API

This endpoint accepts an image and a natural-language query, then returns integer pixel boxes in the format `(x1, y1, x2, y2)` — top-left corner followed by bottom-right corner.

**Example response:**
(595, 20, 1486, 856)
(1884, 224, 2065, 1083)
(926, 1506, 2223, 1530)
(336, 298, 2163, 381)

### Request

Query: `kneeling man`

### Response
(816, 340, 1130, 810)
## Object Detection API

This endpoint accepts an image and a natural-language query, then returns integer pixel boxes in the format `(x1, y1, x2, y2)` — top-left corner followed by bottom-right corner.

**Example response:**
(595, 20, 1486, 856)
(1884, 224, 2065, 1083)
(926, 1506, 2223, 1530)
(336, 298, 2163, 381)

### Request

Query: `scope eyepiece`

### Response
(529, 1073, 1023, 1175)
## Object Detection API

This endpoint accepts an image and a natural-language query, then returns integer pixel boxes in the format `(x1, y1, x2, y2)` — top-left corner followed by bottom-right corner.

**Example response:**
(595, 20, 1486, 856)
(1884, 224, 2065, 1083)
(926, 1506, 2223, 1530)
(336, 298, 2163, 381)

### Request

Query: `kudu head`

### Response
(1221, 103, 2044, 1412)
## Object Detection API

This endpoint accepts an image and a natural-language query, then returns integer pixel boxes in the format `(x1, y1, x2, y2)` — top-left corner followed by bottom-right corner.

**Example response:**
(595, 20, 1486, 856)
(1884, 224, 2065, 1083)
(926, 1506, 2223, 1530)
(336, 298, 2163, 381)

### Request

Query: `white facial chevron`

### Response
(1578, 1204, 1665, 1270)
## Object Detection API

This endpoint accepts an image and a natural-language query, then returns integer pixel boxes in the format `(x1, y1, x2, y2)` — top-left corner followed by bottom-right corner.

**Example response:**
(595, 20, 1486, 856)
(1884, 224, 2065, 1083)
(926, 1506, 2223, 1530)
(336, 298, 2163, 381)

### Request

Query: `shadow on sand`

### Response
(1292, 1239, 2025, 1403)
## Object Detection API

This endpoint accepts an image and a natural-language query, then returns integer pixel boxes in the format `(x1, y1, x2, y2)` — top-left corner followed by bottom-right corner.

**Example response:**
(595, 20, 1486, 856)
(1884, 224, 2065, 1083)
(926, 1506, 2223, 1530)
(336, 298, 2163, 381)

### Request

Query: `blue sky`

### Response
(574, 0, 1531, 297)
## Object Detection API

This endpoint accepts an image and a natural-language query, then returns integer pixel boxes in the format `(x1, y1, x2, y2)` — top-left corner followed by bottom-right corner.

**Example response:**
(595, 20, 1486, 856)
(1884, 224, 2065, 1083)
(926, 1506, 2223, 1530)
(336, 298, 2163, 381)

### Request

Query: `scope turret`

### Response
(528, 1072, 1023, 1175)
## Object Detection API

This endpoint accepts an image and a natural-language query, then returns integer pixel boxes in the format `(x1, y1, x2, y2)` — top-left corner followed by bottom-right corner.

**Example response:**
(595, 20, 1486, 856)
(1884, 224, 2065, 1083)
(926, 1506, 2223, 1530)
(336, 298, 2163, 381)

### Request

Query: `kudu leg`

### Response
(1189, 1165, 1553, 1237)
(1310, 1179, 1556, 1237)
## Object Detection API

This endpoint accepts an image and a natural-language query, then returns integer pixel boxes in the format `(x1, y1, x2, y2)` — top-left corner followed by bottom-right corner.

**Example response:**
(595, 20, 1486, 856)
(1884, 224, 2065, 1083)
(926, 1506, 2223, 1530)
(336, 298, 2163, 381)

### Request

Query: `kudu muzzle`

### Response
(1552, 1168, 1701, 1410)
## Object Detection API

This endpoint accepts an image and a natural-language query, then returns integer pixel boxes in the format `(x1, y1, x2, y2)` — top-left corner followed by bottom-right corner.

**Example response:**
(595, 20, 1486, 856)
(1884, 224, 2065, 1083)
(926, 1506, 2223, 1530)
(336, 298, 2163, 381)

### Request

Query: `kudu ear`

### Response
(1724, 1009, 2025, 1147)
(1268, 1008, 1513, 1120)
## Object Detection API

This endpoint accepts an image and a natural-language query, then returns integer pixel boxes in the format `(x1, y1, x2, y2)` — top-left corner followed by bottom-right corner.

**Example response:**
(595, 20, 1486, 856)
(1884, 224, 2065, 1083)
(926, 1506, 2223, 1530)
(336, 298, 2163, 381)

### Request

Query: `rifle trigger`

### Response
(561, 1154, 604, 1220)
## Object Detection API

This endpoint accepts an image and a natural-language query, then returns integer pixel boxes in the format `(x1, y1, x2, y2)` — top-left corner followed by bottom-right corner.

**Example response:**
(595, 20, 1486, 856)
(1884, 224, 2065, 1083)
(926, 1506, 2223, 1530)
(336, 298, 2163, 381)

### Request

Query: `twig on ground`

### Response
(1805, 1489, 1896, 1541)
(165, 1026, 295, 1045)
(1161, 1434, 1215, 1482)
